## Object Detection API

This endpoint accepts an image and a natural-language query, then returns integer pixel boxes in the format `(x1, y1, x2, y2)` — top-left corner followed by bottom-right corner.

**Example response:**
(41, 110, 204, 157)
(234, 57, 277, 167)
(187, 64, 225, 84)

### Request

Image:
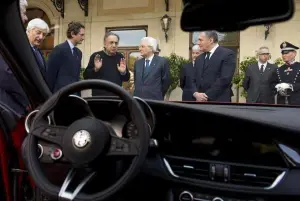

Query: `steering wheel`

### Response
(23, 80, 150, 201)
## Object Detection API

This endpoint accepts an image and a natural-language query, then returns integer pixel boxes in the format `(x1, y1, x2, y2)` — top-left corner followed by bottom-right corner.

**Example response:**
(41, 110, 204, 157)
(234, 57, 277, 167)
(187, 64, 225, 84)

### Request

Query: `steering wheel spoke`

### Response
(107, 135, 140, 157)
(31, 123, 67, 147)
(59, 168, 96, 201)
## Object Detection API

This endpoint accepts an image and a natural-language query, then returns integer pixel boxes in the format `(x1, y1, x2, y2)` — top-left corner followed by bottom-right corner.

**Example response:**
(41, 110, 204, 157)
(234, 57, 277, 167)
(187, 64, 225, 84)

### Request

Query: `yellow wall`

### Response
(28, 0, 189, 68)
(240, 0, 300, 62)
(27, 0, 300, 101)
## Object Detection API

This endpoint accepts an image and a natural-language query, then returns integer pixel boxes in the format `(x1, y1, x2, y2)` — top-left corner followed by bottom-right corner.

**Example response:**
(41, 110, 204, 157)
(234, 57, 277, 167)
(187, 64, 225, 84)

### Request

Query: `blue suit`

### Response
(133, 55, 171, 100)
(46, 41, 82, 93)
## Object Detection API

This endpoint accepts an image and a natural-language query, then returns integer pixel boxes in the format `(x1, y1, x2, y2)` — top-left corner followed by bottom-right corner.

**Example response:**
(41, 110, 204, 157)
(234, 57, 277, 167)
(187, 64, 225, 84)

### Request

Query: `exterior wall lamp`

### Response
(160, 14, 172, 42)
(51, 0, 64, 18)
(264, 24, 272, 40)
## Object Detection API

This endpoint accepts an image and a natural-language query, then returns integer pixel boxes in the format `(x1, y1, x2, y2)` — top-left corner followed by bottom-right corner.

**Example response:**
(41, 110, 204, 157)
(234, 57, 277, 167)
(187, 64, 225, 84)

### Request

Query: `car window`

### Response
(6, 0, 300, 108)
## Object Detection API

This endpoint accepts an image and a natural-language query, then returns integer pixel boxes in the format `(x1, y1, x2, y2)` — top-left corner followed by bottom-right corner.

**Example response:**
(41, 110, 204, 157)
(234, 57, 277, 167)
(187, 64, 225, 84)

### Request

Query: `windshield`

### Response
(0, 0, 298, 118)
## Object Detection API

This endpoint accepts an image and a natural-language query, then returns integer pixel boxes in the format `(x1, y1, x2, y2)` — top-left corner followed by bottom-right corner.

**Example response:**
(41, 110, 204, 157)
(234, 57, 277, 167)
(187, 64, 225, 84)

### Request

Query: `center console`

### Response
(160, 135, 287, 167)
(152, 130, 295, 200)
(175, 189, 263, 201)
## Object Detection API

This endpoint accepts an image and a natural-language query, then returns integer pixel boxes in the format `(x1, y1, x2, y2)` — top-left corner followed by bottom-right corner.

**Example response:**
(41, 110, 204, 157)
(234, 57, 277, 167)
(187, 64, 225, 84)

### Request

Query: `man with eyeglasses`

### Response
(243, 46, 277, 104)
(83, 32, 130, 96)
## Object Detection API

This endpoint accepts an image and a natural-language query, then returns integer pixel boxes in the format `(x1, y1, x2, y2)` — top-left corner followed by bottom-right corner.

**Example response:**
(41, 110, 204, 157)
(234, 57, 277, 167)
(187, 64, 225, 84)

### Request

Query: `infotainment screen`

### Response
(159, 134, 286, 167)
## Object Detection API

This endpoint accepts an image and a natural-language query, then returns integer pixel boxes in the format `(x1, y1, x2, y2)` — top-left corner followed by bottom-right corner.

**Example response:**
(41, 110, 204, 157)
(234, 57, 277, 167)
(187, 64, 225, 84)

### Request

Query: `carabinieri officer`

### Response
(273, 41, 300, 105)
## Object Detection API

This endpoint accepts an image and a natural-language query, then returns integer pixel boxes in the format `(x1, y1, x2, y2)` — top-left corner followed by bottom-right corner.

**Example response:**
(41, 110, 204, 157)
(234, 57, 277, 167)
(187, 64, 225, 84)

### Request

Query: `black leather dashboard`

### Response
(35, 97, 300, 201)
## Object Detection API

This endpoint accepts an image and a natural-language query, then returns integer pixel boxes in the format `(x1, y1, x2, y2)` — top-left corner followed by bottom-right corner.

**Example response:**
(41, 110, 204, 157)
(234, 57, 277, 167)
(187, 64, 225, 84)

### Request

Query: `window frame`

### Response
(106, 26, 148, 48)
(188, 32, 240, 59)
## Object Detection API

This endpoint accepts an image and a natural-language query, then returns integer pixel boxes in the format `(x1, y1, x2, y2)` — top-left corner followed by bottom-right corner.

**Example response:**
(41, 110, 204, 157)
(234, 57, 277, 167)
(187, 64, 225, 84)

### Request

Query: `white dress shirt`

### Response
(258, 61, 267, 71)
(145, 54, 154, 66)
(67, 40, 75, 54)
(205, 44, 219, 59)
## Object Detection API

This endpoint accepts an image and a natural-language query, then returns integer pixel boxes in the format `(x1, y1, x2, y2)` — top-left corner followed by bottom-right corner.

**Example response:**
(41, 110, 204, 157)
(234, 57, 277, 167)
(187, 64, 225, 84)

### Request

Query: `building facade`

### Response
(27, 0, 300, 102)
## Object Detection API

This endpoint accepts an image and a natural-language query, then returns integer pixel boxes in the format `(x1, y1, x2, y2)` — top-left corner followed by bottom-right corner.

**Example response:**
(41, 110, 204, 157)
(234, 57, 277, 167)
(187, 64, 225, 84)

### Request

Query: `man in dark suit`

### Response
(134, 37, 171, 100)
(26, 18, 49, 78)
(192, 31, 236, 102)
(0, 0, 29, 116)
(46, 22, 85, 93)
(180, 44, 202, 101)
(243, 46, 277, 104)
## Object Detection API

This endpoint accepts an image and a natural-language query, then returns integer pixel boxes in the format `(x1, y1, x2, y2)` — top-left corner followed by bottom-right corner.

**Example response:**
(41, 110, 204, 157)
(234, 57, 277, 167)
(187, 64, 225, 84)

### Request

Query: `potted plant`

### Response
(164, 53, 189, 100)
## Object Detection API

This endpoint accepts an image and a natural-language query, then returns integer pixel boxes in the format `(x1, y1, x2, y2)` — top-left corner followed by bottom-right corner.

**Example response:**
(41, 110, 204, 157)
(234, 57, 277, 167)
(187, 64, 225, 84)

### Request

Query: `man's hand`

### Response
(94, 54, 102, 72)
(117, 58, 127, 73)
(194, 92, 208, 102)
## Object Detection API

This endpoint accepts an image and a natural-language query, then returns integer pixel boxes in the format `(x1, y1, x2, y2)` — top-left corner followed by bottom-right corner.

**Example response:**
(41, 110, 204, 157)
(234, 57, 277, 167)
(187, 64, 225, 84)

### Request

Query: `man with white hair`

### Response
(180, 45, 202, 101)
(0, 0, 29, 116)
(243, 46, 277, 104)
(26, 18, 49, 77)
(133, 37, 171, 100)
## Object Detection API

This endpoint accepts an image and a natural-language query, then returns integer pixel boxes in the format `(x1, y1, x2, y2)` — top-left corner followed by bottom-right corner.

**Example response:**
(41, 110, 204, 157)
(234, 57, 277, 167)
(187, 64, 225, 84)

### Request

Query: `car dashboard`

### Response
(25, 96, 300, 201)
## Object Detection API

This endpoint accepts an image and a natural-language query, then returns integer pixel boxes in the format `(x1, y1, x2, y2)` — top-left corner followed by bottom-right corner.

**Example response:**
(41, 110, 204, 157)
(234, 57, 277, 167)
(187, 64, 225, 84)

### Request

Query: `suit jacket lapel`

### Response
(139, 58, 146, 82)
(197, 54, 205, 77)
(262, 63, 272, 78)
(63, 41, 81, 76)
(143, 55, 158, 81)
(37, 49, 46, 71)
(64, 41, 74, 60)
(251, 63, 259, 77)
(204, 46, 220, 71)
(64, 41, 80, 66)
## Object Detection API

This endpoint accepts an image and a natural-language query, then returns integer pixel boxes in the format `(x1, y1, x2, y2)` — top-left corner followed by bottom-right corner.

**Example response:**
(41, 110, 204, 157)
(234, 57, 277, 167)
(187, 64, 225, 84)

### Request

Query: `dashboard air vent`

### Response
(165, 157, 210, 180)
(164, 156, 286, 188)
(230, 165, 284, 188)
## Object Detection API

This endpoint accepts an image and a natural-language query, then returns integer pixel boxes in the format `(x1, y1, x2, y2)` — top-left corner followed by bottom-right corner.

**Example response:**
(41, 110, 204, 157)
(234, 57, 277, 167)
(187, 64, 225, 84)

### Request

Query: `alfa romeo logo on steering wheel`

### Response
(72, 130, 91, 148)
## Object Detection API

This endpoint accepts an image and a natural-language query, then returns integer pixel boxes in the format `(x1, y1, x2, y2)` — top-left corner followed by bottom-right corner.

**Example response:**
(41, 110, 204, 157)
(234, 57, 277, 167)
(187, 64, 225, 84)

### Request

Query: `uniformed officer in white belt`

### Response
(273, 41, 300, 105)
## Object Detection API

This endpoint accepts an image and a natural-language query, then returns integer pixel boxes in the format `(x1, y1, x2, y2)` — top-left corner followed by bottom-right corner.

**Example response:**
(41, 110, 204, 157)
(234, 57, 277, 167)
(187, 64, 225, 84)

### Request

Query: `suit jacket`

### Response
(46, 41, 82, 93)
(180, 62, 196, 101)
(243, 62, 277, 104)
(134, 55, 171, 100)
(0, 54, 28, 116)
(192, 46, 236, 102)
(32, 47, 47, 78)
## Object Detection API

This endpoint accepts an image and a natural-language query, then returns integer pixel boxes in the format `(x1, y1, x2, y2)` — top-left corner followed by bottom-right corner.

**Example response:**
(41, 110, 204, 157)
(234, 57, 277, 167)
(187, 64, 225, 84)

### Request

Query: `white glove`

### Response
(275, 83, 293, 96)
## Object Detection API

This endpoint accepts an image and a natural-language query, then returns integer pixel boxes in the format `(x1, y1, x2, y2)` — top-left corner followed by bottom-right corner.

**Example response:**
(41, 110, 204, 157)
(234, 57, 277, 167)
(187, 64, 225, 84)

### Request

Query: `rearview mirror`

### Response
(181, 0, 294, 32)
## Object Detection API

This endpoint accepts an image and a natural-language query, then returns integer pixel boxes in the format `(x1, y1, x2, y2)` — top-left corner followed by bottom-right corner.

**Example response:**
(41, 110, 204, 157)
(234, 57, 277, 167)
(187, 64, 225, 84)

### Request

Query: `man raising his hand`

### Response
(83, 32, 129, 96)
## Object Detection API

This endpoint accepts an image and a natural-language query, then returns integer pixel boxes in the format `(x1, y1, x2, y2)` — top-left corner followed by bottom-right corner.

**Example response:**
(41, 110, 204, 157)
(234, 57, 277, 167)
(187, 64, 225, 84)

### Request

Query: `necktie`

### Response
(73, 47, 78, 58)
(260, 64, 264, 74)
(204, 52, 211, 67)
(33, 47, 45, 71)
(145, 59, 150, 73)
